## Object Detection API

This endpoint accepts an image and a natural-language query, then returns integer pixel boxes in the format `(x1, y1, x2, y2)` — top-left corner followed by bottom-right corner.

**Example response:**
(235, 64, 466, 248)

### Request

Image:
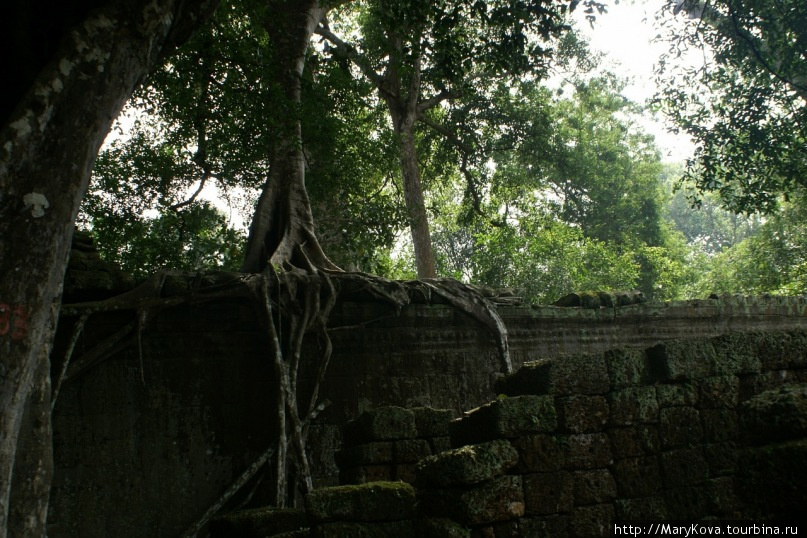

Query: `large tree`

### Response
(656, 0, 807, 213)
(0, 1, 217, 535)
(316, 0, 596, 277)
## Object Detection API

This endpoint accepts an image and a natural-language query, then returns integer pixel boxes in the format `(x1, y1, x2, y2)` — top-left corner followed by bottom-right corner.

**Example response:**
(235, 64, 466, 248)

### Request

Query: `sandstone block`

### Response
(335, 442, 393, 468)
(613, 496, 668, 521)
(605, 348, 649, 389)
(416, 439, 518, 488)
(523, 471, 573, 515)
(612, 457, 662, 498)
(450, 396, 556, 446)
(570, 504, 614, 537)
(512, 434, 566, 473)
(655, 382, 698, 407)
(737, 440, 807, 519)
(659, 407, 703, 449)
(311, 520, 415, 538)
(660, 447, 708, 488)
(343, 407, 417, 445)
(739, 384, 807, 445)
(494, 353, 610, 397)
(701, 409, 738, 443)
(608, 426, 660, 459)
(609, 386, 659, 426)
(646, 339, 717, 382)
(565, 433, 612, 469)
(305, 481, 415, 523)
(418, 475, 524, 526)
(698, 375, 740, 409)
(572, 469, 617, 505)
(557, 395, 608, 433)
(394, 438, 432, 463)
(412, 407, 453, 438)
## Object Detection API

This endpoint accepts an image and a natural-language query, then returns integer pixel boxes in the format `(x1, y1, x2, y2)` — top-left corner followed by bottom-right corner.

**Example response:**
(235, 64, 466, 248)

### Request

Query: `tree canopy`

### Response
(656, 0, 807, 213)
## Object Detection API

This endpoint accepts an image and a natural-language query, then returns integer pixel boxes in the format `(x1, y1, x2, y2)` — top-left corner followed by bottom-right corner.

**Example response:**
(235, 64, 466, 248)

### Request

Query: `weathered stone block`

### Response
(394, 438, 431, 463)
(417, 518, 471, 538)
(646, 340, 717, 382)
(699, 375, 740, 409)
(494, 353, 610, 397)
(518, 515, 569, 538)
(663, 485, 710, 520)
(605, 348, 649, 389)
(305, 481, 415, 523)
(701, 409, 738, 443)
(659, 407, 703, 449)
(655, 383, 698, 408)
(311, 520, 415, 538)
(565, 433, 612, 469)
(614, 496, 668, 521)
(609, 387, 659, 426)
(703, 441, 738, 477)
(710, 332, 764, 375)
(209, 508, 307, 538)
(523, 471, 574, 515)
(705, 476, 740, 517)
(570, 504, 614, 537)
(339, 465, 393, 485)
(342, 407, 417, 445)
(608, 426, 660, 459)
(738, 384, 807, 446)
(416, 440, 518, 488)
(660, 447, 708, 488)
(393, 464, 417, 484)
(429, 436, 452, 454)
(612, 457, 661, 498)
(450, 396, 556, 446)
(512, 434, 566, 473)
(557, 395, 608, 433)
(737, 440, 807, 519)
(411, 407, 453, 438)
(572, 469, 617, 505)
(335, 442, 393, 468)
(418, 476, 524, 526)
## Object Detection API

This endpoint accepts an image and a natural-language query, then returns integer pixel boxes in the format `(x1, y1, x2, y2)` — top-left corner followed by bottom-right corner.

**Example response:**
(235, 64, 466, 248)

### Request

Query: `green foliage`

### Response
(684, 196, 807, 296)
(655, 0, 807, 213)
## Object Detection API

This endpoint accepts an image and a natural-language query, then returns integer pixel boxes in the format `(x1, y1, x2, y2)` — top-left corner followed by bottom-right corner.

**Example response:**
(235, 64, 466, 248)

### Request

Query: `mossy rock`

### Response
(209, 507, 307, 538)
(416, 439, 518, 488)
(305, 481, 415, 523)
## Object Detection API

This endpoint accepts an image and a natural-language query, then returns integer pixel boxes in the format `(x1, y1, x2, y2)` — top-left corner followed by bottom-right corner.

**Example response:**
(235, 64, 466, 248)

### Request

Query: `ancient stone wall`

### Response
(212, 331, 807, 537)
(47, 295, 807, 537)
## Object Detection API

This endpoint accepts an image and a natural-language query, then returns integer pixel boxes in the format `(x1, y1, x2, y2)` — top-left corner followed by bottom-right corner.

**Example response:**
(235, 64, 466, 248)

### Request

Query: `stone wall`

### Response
(213, 330, 807, 537)
(47, 293, 807, 537)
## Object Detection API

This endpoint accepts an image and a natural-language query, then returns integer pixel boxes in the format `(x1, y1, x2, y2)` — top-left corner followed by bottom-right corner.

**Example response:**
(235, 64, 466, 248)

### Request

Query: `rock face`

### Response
(47, 287, 807, 537)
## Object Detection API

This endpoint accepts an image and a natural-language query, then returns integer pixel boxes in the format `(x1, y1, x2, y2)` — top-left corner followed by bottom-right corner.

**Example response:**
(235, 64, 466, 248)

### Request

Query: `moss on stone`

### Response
(209, 507, 307, 538)
(305, 481, 415, 523)
(416, 439, 518, 488)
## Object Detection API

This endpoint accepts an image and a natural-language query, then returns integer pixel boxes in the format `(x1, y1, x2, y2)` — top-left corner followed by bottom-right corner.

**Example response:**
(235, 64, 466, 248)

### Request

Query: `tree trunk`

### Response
(389, 107, 438, 278)
(241, 0, 338, 273)
(0, 1, 217, 536)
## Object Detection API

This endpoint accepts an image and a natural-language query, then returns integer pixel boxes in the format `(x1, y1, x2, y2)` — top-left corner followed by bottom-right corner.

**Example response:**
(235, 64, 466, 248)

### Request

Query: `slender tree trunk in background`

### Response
(241, 0, 339, 273)
(389, 108, 437, 278)
(0, 1, 216, 536)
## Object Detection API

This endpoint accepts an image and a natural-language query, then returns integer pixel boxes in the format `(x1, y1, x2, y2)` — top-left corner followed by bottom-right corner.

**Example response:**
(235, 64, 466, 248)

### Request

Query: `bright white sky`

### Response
(569, 0, 696, 163)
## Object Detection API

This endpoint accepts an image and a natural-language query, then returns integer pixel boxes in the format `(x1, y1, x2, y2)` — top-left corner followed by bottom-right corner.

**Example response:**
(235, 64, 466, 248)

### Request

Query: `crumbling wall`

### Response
(215, 330, 806, 538)
(48, 291, 807, 537)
